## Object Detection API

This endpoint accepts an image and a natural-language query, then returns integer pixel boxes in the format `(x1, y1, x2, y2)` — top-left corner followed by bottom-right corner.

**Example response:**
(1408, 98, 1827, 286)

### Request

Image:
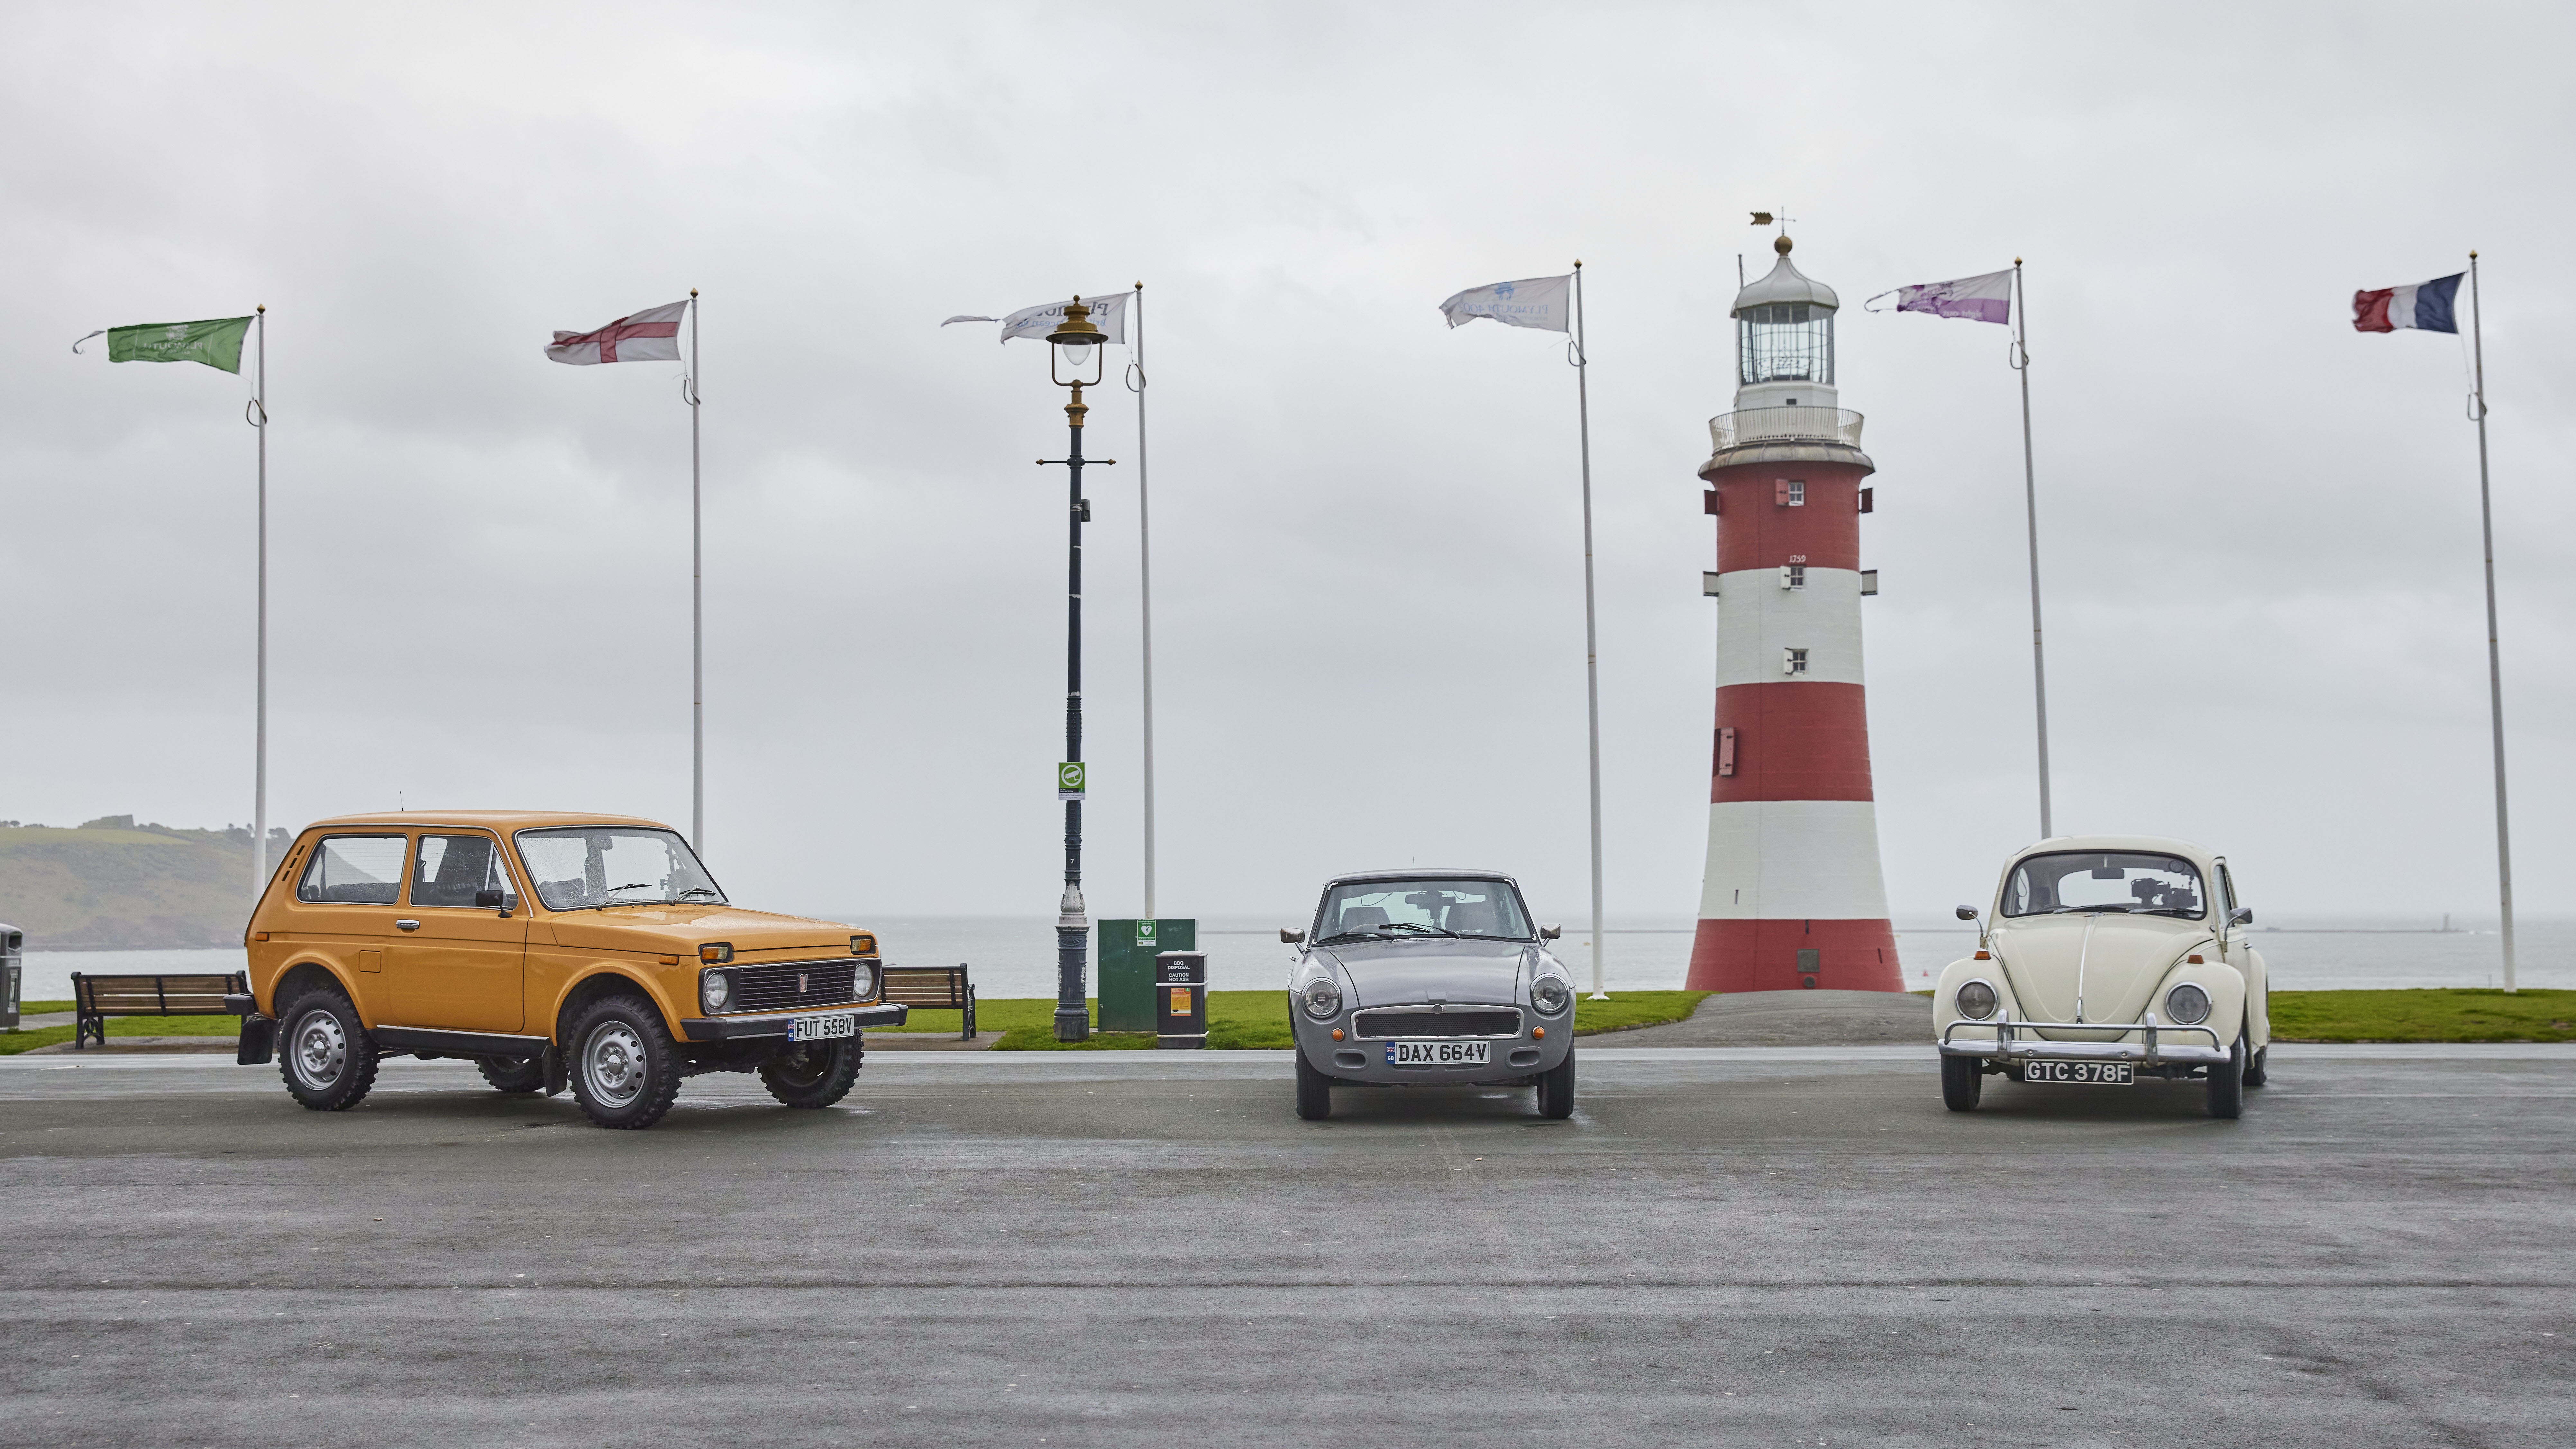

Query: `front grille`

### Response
(733, 960, 858, 1013)
(1352, 1008, 1521, 1039)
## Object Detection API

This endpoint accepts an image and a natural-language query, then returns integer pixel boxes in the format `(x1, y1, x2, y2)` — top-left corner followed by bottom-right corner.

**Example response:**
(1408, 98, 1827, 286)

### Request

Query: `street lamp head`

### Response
(1047, 296, 1108, 387)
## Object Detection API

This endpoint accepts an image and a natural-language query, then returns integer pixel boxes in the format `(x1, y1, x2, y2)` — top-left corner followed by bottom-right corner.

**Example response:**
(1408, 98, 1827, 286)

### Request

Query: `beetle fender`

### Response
(2146, 957, 2247, 1046)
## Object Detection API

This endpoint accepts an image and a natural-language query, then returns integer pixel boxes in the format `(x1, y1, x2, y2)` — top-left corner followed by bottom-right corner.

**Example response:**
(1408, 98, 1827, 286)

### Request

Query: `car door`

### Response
(387, 831, 529, 1033)
(2214, 860, 2268, 1042)
(286, 832, 414, 1018)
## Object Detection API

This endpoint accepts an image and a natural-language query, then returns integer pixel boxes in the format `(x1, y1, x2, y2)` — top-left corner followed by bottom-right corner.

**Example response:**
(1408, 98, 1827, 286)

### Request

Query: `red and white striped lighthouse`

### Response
(1685, 236, 1903, 994)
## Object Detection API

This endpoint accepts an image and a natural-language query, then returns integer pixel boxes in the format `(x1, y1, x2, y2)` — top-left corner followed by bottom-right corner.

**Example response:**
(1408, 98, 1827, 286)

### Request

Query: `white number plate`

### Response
(1385, 1039, 1491, 1067)
(789, 1013, 855, 1043)
(2024, 1060, 2131, 1085)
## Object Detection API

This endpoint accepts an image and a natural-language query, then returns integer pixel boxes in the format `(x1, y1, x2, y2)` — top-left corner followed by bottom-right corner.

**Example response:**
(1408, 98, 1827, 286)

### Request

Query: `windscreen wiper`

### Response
(1379, 922, 1459, 938)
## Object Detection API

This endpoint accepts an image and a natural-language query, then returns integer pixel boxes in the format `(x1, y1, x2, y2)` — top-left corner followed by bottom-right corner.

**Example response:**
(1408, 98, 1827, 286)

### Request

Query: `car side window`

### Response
(411, 834, 517, 909)
(297, 835, 409, 904)
(2219, 865, 2239, 916)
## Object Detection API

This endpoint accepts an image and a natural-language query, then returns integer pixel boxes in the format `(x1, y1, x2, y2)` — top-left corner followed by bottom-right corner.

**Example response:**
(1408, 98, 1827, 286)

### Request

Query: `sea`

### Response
(15, 914, 2569, 1005)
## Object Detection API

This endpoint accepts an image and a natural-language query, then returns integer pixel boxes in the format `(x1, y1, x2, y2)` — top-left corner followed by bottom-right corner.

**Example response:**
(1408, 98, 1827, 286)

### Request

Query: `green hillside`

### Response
(0, 817, 288, 948)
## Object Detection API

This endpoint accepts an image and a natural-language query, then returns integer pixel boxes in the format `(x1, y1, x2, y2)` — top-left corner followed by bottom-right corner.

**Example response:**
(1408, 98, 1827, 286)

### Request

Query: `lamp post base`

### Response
(1052, 1007, 1089, 1042)
(1054, 920, 1090, 1042)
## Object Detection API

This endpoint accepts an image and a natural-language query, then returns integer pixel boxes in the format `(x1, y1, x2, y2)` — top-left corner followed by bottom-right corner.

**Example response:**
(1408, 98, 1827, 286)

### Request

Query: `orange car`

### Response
(238, 811, 905, 1128)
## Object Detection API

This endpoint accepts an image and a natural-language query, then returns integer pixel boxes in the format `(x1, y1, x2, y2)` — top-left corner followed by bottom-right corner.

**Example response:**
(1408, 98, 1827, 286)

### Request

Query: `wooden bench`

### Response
(71, 971, 254, 1051)
(880, 965, 977, 1040)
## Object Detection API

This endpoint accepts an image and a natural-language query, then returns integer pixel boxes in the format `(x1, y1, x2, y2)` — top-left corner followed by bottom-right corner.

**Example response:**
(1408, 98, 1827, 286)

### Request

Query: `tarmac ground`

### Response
(2, 1041, 2571, 1447)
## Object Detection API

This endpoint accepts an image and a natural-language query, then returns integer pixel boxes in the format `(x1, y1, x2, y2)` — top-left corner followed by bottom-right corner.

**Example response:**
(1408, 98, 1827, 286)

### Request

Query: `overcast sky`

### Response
(4, 2, 2571, 934)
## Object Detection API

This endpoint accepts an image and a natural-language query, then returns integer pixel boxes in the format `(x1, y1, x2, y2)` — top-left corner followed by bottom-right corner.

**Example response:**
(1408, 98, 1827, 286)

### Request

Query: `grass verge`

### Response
(2271, 988, 2576, 1043)
(875, 989, 1712, 1050)
(0, 1014, 242, 1056)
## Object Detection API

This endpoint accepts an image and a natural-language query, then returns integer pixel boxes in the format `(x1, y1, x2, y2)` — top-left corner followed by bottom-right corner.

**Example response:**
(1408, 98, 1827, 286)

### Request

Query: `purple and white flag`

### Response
(1888, 269, 2014, 324)
(1439, 274, 1571, 332)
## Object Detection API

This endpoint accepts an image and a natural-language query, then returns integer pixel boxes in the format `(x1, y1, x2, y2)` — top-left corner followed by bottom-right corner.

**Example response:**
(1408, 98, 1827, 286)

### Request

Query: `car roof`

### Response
(1326, 868, 1520, 886)
(2008, 834, 2216, 866)
(300, 810, 676, 833)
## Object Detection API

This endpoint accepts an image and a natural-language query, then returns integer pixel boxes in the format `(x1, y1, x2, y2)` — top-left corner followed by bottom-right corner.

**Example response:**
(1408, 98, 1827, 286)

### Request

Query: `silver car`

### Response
(1283, 870, 1578, 1121)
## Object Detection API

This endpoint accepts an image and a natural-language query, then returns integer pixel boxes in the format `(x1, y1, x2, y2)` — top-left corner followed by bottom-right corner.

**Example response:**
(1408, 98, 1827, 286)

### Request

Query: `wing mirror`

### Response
(477, 889, 516, 916)
(2229, 906, 2253, 926)
(1280, 928, 1305, 944)
(1954, 905, 1980, 921)
(1540, 924, 1562, 940)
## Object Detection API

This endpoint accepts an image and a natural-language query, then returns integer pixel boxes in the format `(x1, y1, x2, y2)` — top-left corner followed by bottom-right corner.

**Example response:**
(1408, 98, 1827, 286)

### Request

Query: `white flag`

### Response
(1439, 275, 1571, 333)
(971, 292, 1128, 345)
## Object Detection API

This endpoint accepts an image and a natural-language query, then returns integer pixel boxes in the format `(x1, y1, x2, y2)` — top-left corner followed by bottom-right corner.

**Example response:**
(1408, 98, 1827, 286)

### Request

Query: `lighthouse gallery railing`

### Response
(1708, 406, 1865, 453)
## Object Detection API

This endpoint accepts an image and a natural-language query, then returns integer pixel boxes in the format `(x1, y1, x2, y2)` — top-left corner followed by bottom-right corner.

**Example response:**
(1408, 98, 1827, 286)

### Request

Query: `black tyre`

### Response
(475, 1056, 547, 1094)
(1535, 1048, 1576, 1120)
(565, 995, 683, 1129)
(759, 1040, 862, 1108)
(277, 987, 380, 1112)
(1941, 1054, 1983, 1111)
(2206, 1035, 2246, 1120)
(1294, 1047, 1333, 1121)
(2243, 1043, 2270, 1088)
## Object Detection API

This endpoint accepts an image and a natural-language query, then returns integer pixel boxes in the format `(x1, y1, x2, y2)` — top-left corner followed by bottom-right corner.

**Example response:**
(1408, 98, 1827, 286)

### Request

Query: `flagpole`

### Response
(1573, 262, 1607, 999)
(251, 306, 269, 900)
(688, 290, 704, 854)
(2011, 260, 2054, 838)
(1128, 282, 1158, 921)
(2465, 252, 2516, 991)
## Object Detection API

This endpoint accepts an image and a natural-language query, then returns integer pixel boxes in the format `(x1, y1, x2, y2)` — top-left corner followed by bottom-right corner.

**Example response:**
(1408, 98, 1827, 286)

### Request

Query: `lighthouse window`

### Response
(1781, 564, 1806, 590)
(1783, 647, 1809, 676)
(1739, 302, 1835, 386)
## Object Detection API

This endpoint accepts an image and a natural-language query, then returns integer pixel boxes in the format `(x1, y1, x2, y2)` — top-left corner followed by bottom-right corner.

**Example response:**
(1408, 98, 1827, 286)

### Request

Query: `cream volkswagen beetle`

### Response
(1935, 836, 2271, 1118)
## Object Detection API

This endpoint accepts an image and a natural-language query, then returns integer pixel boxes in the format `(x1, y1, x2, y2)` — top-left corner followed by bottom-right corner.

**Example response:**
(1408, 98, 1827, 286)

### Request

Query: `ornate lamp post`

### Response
(1042, 298, 1113, 1041)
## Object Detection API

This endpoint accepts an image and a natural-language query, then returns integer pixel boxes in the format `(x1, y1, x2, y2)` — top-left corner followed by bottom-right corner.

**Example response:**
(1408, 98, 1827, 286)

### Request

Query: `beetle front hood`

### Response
(1317, 937, 1528, 1007)
(1992, 913, 2208, 1025)
(546, 906, 854, 956)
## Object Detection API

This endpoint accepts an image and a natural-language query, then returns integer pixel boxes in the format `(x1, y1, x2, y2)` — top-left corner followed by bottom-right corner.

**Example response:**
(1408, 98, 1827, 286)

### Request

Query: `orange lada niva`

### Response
(236, 811, 906, 1129)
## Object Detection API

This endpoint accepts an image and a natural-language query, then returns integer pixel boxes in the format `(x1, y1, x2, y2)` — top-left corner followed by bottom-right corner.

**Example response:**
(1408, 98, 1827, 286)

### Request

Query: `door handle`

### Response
(396, 919, 421, 932)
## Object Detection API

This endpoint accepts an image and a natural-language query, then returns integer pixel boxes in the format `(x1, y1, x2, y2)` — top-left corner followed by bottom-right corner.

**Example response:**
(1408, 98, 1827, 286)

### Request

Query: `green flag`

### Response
(105, 316, 253, 373)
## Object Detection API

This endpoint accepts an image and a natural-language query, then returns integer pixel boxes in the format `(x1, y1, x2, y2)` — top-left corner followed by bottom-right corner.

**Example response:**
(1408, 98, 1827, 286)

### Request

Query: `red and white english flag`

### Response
(546, 300, 688, 365)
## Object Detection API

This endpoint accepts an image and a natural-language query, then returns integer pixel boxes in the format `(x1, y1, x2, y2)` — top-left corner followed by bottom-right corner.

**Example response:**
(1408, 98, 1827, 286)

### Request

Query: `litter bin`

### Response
(1156, 950, 1206, 1049)
(1099, 919, 1196, 1033)
(0, 923, 21, 1031)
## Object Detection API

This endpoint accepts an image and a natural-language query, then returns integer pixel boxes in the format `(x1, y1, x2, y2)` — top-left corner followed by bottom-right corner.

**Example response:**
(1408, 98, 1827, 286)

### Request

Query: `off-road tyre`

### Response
(2205, 1034, 2247, 1119)
(566, 995, 683, 1129)
(277, 986, 380, 1112)
(2243, 1043, 2270, 1088)
(758, 1040, 862, 1108)
(1535, 1048, 1576, 1120)
(1941, 1054, 1984, 1112)
(1294, 1047, 1333, 1121)
(475, 1056, 547, 1094)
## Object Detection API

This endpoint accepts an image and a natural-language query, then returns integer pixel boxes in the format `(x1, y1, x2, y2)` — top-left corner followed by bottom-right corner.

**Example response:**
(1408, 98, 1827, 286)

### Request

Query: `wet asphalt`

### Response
(1, 1043, 2570, 1447)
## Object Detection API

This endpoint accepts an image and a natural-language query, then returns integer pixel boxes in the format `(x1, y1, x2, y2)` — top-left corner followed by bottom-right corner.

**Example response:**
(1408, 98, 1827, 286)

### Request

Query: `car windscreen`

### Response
(514, 827, 727, 911)
(1314, 878, 1531, 942)
(2000, 851, 2206, 919)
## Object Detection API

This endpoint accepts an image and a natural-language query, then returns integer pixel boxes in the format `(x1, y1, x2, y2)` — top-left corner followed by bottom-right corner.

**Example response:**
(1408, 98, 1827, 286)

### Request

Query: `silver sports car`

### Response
(1284, 869, 1577, 1121)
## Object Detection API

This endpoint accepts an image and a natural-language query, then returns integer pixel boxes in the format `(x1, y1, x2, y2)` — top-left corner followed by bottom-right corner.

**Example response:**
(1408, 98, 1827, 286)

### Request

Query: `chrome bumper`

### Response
(1941, 1011, 2226, 1068)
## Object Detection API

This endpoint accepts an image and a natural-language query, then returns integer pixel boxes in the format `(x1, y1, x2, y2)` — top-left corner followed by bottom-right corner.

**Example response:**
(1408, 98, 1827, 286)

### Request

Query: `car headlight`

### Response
(852, 963, 875, 1000)
(700, 970, 732, 1013)
(2164, 982, 2211, 1025)
(1299, 975, 1342, 1020)
(1530, 976, 1571, 1015)
(1955, 980, 1998, 1020)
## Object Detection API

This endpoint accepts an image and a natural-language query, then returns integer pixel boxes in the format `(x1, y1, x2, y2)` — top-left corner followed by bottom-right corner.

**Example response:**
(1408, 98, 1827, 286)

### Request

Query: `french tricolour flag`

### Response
(2352, 273, 2462, 334)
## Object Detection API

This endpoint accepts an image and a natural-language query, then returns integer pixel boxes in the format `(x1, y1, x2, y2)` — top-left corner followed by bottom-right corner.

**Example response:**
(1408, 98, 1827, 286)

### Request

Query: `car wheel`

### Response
(566, 995, 683, 1129)
(1940, 1054, 1983, 1111)
(2206, 1034, 2247, 1119)
(475, 1056, 546, 1094)
(277, 987, 379, 1112)
(1535, 1048, 1576, 1120)
(2243, 1043, 2270, 1088)
(759, 1040, 862, 1108)
(1294, 1047, 1333, 1120)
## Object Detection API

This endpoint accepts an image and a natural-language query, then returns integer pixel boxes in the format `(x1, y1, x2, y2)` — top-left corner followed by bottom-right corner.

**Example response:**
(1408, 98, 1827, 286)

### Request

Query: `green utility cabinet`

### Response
(1098, 918, 1197, 1033)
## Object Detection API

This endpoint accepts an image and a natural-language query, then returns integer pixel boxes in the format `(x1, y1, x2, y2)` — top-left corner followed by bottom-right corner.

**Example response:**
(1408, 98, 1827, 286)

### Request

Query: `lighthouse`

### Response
(1685, 235, 1904, 994)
